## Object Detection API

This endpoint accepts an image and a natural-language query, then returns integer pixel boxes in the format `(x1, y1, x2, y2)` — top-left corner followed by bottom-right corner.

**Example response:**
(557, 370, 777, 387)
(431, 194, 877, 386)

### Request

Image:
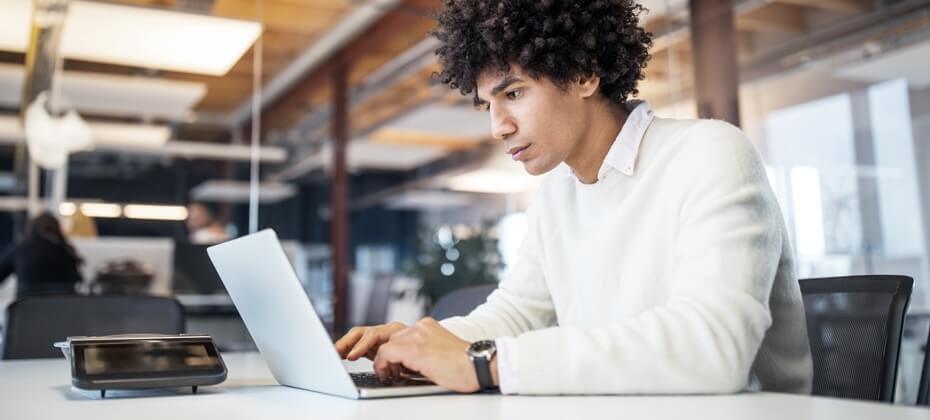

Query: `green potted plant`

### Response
(406, 221, 503, 312)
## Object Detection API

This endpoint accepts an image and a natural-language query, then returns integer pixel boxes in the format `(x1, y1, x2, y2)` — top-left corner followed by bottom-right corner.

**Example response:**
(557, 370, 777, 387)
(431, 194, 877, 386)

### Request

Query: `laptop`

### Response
(207, 229, 448, 399)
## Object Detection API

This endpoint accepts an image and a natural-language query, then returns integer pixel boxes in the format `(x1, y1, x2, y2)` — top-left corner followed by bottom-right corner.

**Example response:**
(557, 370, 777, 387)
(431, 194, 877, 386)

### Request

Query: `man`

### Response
(335, 0, 813, 395)
(186, 202, 229, 244)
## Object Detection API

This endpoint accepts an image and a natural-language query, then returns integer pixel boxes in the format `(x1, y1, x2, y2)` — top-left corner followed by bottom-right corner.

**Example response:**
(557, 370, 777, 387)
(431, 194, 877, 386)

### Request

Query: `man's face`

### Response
(186, 204, 211, 230)
(475, 64, 591, 176)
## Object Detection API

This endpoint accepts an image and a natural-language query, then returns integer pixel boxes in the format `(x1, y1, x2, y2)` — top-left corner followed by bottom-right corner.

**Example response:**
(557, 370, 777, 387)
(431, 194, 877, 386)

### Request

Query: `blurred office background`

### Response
(0, 0, 928, 404)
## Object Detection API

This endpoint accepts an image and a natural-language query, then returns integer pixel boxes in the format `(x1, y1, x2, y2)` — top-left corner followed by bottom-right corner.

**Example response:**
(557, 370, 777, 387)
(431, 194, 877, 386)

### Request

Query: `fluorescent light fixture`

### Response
(191, 180, 297, 204)
(384, 190, 474, 210)
(346, 141, 448, 171)
(447, 168, 542, 194)
(272, 141, 447, 179)
(0, 115, 170, 148)
(0, 0, 261, 76)
(381, 104, 492, 139)
(61, 201, 188, 220)
(124, 204, 188, 221)
(0, 196, 28, 212)
(0, 115, 286, 162)
(0, 1, 30, 53)
(0, 115, 22, 141)
(79, 202, 122, 218)
(0, 64, 207, 120)
(158, 141, 286, 163)
(59, 202, 77, 216)
(89, 122, 171, 149)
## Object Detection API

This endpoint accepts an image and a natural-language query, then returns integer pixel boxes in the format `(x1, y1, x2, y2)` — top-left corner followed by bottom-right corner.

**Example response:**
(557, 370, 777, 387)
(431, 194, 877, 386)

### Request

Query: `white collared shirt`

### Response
(562, 100, 655, 182)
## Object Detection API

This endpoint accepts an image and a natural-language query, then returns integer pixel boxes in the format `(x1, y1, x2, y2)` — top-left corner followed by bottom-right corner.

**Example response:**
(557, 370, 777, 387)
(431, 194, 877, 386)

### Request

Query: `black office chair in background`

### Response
(364, 274, 395, 326)
(800, 275, 912, 402)
(1, 295, 186, 360)
(918, 322, 930, 406)
(429, 284, 497, 320)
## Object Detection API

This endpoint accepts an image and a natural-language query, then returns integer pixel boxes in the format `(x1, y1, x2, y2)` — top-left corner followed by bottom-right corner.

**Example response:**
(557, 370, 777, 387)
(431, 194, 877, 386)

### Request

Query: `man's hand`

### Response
(373, 317, 487, 393)
(334, 322, 407, 361)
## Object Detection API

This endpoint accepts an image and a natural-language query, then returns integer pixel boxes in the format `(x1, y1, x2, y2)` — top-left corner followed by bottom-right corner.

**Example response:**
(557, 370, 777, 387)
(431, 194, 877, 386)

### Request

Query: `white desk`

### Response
(1, 353, 927, 419)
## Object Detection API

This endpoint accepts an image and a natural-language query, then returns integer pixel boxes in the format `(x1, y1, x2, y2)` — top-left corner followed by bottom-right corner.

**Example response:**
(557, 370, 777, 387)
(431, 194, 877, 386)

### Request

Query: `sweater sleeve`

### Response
(501, 121, 784, 395)
(440, 197, 557, 343)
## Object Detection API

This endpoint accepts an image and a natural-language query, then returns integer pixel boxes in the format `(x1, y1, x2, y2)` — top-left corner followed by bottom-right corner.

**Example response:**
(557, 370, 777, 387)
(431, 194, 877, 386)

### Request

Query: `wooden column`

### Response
(331, 64, 351, 335)
(689, 0, 741, 126)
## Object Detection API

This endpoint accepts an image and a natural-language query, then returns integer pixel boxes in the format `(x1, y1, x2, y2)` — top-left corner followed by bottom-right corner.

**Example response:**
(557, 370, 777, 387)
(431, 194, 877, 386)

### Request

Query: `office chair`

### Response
(918, 322, 929, 406)
(364, 274, 395, 326)
(800, 275, 912, 402)
(429, 284, 497, 320)
(1, 295, 186, 360)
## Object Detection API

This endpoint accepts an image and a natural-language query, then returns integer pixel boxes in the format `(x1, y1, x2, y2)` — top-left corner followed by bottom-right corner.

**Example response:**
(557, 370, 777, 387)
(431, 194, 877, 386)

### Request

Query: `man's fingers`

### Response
(389, 325, 414, 341)
(337, 323, 412, 361)
(346, 332, 378, 360)
(365, 344, 382, 361)
(373, 352, 390, 382)
(390, 364, 401, 382)
(373, 343, 405, 382)
(334, 327, 364, 357)
(336, 337, 359, 357)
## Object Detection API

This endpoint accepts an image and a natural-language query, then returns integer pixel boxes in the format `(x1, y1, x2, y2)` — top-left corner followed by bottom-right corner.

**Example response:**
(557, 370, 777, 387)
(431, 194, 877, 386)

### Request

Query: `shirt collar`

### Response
(564, 100, 655, 180)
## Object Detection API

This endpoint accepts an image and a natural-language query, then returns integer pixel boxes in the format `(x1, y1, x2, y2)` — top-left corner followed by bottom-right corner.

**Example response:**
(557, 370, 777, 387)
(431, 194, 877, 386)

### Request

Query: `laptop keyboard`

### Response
(350, 372, 435, 388)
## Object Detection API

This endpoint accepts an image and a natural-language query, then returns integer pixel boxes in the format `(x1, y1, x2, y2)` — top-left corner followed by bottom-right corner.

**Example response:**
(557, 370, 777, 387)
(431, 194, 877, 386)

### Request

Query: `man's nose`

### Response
(490, 108, 516, 141)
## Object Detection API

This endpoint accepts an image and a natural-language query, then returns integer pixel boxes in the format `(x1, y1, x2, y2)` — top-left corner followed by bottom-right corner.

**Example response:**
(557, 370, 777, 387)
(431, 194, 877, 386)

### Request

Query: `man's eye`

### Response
(507, 89, 522, 100)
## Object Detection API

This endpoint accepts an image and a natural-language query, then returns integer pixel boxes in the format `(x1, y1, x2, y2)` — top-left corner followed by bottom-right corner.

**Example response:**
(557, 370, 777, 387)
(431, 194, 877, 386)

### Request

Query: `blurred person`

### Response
(336, 0, 812, 396)
(186, 202, 229, 244)
(0, 212, 83, 299)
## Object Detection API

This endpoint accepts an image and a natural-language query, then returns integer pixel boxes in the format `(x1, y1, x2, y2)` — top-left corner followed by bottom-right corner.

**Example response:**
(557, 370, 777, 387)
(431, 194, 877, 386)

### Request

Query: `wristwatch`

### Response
(467, 340, 498, 391)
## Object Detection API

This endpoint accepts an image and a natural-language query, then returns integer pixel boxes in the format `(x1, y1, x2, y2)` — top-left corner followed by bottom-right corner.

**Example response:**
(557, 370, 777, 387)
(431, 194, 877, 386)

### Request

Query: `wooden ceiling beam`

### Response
(213, 0, 349, 35)
(736, 3, 807, 34)
(772, 0, 872, 13)
(259, 0, 442, 134)
(348, 64, 440, 134)
(368, 128, 483, 152)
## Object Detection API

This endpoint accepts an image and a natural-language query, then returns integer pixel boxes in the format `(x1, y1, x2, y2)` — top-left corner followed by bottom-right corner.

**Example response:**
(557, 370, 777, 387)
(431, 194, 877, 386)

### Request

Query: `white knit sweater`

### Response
(441, 115, 813, 395)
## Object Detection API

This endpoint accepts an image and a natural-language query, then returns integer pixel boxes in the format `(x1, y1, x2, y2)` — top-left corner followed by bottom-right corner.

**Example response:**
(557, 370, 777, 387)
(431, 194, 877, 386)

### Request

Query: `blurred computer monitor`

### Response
(172, 242, 227, 295)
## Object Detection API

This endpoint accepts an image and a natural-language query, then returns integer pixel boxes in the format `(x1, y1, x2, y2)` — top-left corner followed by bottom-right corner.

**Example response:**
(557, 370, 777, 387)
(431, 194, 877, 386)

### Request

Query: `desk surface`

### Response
(1, 352, 927, 419)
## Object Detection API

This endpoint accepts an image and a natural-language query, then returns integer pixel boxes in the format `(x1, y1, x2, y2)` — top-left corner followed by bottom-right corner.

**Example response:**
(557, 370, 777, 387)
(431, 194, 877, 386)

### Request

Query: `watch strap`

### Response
(473, 354, 495, 390)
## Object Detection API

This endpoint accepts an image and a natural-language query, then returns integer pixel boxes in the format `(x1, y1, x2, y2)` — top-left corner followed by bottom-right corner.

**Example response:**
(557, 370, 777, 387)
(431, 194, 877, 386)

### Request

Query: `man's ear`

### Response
(576, 74, 601, 99)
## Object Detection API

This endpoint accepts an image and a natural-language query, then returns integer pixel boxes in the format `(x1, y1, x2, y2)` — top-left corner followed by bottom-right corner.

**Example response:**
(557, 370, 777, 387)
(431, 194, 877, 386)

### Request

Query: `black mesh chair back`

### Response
(800, 275, 912, 402)
(918, 323, 930, 406)
(429, 284, 497, 320)
(1, 295, 186, 360)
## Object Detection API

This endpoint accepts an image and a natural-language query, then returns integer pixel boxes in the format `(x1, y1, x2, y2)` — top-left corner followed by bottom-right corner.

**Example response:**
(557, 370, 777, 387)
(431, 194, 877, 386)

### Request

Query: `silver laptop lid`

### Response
(207, 229, 357, 399)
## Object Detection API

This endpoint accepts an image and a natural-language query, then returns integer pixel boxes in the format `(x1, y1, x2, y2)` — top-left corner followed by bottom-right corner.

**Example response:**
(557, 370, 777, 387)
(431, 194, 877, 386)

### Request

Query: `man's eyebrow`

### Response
(475, 75, 524, 105)
(491, 76, 523, 96)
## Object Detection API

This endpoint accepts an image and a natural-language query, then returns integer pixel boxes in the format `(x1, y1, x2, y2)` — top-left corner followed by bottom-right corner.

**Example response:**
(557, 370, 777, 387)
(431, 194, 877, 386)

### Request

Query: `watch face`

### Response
(469, 340, 496, 359)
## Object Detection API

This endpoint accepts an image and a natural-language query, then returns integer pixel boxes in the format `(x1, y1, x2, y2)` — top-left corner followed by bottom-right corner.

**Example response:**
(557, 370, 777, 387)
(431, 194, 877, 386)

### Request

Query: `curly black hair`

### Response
(433, 0, 652, 106)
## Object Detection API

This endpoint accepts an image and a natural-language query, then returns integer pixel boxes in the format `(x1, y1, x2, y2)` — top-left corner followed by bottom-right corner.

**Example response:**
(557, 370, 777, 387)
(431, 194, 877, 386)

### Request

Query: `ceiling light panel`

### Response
(123, 204, 189, 221)
(0, 64, 207, 119)
(0, 114, 170, 148)
(0, 0, 262, 76)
